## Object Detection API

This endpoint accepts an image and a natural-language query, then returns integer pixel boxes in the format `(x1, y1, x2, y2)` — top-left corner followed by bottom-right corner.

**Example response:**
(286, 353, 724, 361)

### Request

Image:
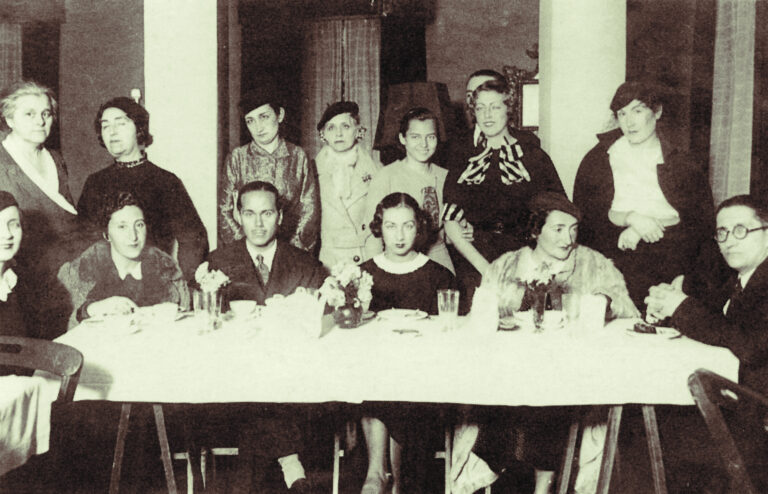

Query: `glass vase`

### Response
(333, 303, 363, 329)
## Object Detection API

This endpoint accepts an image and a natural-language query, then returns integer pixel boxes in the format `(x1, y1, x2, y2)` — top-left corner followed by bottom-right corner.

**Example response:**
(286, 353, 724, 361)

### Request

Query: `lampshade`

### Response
(373, 82, 455, 149)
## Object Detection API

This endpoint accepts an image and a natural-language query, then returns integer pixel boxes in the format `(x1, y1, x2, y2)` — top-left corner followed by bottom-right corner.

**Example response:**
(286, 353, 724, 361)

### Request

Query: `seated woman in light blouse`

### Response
(58, 191, 188, 324)
(452, 192, 638, 494)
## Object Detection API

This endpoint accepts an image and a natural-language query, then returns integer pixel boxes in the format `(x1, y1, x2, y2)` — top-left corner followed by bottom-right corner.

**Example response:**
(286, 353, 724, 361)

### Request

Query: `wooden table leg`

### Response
(109, 403, 132, 494)
(557, 419, 581, 494)
(153, 404, 179, 494)
(642, 405, 668, 494)
(596, 405, 623, 494)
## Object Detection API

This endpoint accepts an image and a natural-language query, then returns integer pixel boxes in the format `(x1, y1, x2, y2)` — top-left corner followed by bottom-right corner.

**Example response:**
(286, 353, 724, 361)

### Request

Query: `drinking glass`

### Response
(193, 289, 222, 332)
(437, 289, 460, 331)
(562, 292, 582, 334)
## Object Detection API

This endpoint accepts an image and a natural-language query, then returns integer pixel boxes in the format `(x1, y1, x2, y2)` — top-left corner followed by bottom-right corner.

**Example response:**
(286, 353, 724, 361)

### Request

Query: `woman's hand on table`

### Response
(87, 296, 138, 318)
(626, 212, 665, 243)
(644, 283, 687, 322)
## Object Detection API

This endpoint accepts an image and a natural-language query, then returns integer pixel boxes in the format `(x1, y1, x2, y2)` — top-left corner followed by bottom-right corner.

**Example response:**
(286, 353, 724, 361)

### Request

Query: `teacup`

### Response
(229, 300, 257, 317)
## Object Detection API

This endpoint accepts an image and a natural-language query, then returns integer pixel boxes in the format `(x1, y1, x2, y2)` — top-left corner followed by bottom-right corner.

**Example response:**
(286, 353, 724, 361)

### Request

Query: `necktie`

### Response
(256, 254, 269, 286)
(725, 278, 742, 316)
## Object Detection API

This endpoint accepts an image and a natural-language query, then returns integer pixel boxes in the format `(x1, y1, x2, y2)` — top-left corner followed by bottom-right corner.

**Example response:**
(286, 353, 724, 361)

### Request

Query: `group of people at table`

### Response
(0, 67, 766, 494)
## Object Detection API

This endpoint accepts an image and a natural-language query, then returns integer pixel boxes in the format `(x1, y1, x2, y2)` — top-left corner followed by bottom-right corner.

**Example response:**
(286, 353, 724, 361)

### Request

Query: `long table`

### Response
(42, 314, 739, 493)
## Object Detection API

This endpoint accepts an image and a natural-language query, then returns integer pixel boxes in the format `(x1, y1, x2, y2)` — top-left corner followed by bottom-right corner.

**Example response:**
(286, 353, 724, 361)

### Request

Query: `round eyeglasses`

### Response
(715, 225, 768, 243)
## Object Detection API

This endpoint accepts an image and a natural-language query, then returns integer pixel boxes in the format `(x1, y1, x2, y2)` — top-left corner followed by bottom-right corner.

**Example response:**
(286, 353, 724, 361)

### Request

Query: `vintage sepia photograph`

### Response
(1, 0, 767, 493)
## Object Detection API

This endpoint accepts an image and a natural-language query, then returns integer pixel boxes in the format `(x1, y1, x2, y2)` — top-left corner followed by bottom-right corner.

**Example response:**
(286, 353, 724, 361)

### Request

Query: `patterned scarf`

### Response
(457, 132, 531, 185)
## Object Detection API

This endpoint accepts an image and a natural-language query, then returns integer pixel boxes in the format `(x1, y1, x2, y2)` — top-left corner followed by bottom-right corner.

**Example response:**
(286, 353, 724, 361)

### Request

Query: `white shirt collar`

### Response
(246, 239, 278, 272)
(0, 267, 18, 302)
(739, 267, 758, 289)
(115, 261, 142, 281)
(372, 252, 429, 274)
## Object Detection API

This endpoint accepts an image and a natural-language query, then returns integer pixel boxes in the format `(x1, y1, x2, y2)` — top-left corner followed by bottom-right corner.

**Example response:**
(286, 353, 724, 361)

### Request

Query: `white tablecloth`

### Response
(0, 376, 51, 476)
(48, 315, 739, 407)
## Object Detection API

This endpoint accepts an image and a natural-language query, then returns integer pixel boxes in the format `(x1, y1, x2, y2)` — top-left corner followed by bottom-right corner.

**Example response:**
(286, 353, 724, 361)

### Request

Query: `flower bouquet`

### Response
(194, 262, 231, 330)
(519, 270, 565, 332)
(319, 262, 373, 328)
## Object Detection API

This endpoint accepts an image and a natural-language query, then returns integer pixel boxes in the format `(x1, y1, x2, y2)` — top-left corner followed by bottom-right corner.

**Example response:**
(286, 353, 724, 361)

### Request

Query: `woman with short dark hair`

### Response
(59, 191, 188, 326)
(77, 96, 208, 281)
(364, 107, 454, 272)
(573, 81, 714, 307)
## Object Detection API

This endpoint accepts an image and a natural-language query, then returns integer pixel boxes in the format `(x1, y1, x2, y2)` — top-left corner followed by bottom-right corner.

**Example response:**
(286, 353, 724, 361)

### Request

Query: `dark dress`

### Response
(360, 254, 456, 493)
(443, 128, 564, 302)
(0, 138, 83, 339)
(77, 159, 209, 281)
(0, 272, 30, 376)
(360, 255, 456, 315)
(573, 128, 714, 306)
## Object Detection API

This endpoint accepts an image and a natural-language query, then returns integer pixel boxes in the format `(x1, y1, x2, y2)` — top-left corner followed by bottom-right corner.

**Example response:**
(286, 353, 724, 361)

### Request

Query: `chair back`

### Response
(0, 336, 83, 402)
(688, 368, 768, 494)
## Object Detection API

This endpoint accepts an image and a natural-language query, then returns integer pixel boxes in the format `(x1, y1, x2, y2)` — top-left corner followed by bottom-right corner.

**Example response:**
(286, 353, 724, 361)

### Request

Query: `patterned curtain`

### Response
(0, 23, 22, 92)
(302, 17, 381, 161)
(709, 0, 756, 204)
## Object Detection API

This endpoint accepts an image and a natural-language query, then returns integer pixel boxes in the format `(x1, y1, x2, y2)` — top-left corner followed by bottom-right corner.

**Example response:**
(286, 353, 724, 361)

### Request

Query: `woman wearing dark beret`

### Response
(77, 96, 209, 281)
(315, 100, 381, 267)
(573, 81, 714, 307)
(219, 86, 320, 252)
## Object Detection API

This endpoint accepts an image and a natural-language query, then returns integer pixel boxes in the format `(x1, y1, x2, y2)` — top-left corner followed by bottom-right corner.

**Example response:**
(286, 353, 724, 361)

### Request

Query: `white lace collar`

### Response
(372, 252, 429, 275)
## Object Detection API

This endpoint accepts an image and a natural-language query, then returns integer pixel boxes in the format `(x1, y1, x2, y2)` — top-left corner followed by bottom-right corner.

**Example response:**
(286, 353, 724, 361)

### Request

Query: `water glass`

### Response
(562, 293, 581, 326)
(437, 289, 460, 331)
(580, 294, 607, 331)
(193, 289, 222, 332)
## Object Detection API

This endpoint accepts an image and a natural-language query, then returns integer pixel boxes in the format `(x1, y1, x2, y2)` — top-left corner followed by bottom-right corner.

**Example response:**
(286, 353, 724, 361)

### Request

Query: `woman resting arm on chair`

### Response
(58, 191, 189, 325)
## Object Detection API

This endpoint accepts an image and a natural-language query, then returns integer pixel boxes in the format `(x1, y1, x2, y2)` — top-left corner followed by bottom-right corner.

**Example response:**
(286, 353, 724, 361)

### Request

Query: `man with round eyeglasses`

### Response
(645, 194, 768, 396)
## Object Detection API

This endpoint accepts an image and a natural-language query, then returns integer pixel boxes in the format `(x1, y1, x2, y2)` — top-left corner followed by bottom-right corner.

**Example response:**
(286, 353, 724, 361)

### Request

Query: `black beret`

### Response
(529, 191, 582, 221)
(317, 101, 359, 131)
(239, 84, 283, 116)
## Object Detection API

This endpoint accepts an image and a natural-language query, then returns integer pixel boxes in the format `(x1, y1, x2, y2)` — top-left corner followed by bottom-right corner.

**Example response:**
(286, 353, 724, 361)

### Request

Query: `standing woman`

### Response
(573, 81, 714, 306)
(220, 86, 320, 252)
(0, 81, 79, 337)
(365, 107, 453, 273)
(443, 78, 564, 299)
(77, 97, 208, 282)
(315, 101, 381, 268)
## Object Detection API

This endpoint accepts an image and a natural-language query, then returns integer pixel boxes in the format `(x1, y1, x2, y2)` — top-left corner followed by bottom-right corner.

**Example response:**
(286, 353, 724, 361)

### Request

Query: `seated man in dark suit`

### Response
(209, 180, 325, 307)
(646, 193, 768, 491)
(206, 180, 325, 494)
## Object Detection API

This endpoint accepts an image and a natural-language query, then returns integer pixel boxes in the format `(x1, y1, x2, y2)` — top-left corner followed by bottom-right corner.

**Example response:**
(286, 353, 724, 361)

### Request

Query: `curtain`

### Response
(0, 23, 22, 92)
(709, 0, 756, 204)
(302, 17, 381, 161)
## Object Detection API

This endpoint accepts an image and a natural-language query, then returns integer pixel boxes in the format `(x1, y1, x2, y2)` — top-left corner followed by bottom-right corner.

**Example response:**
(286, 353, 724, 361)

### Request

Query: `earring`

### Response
(356, 127, 367, 140)
(319, 132, 328, 144)
(102, 232, 109, 242)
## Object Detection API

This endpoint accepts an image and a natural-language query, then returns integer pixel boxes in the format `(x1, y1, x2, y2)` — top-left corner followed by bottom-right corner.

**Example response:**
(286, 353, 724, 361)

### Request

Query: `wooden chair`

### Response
(0, 335, 83, 403)
(688, 368, 768, 494)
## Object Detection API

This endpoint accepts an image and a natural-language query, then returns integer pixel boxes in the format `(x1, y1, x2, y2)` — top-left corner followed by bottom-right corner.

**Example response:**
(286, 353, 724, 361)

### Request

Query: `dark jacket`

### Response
(77, 160, 209, 281)
(672, 257, 768, 396)
(573, 128, 714, 260)
(207, 239, 327, 306)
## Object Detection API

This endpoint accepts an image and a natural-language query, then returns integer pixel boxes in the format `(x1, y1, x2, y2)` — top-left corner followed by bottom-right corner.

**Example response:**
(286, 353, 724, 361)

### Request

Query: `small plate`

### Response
(362, 310, 376, 321)
(377, 309, 428, 322)
(626, 326, 681, 339)
(498, 316, 522, 331)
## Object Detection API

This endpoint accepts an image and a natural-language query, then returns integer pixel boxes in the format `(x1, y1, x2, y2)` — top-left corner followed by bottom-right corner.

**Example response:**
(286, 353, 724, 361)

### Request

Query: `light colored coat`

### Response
(316, 144, 381, 268)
